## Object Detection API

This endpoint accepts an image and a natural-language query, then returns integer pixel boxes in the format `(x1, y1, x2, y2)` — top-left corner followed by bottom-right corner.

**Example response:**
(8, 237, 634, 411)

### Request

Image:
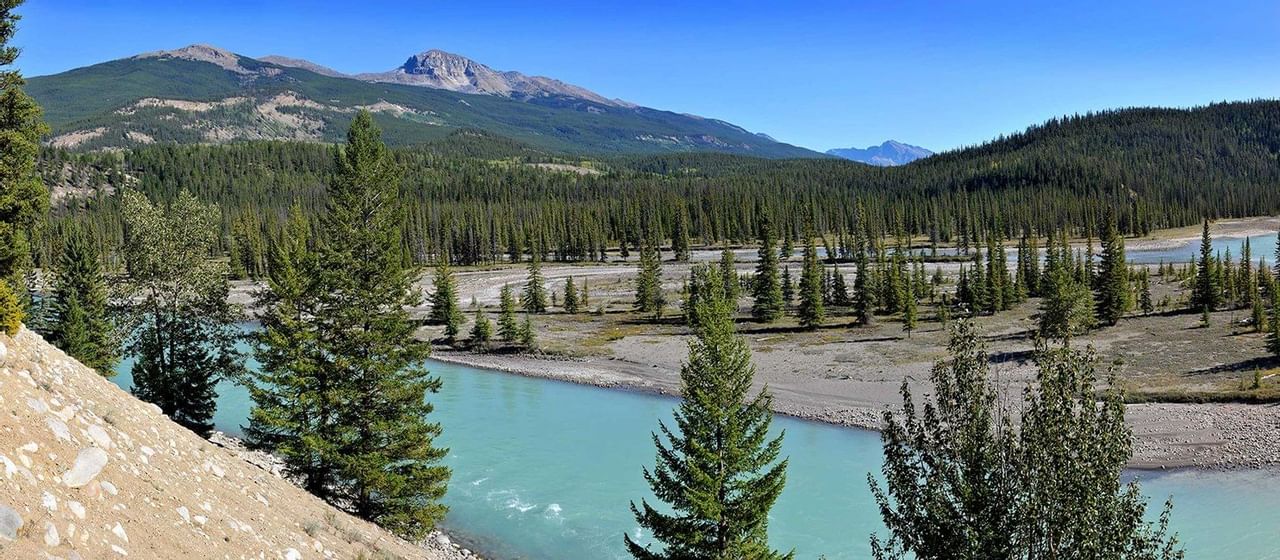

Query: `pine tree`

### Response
(121, 190, 242, 437)
(0, 2, 48, 332)
(580, 279, 590, 308)
(832, 266, 851, 306)
(1096, 214, 1130, 325)
(499, 283, 519, 342)
(797, 236, 825, 330)
(635, 236, 665, 319)
(781, 266, 794, 306)
(625, 271, 791, 560)
(563, 276, 580, 313)
(428, 259, 463, 340)
(48, 229, 116, 374)
(1139, 269, 1154, 315)
(470, 307, 492, 351)
(902, 289, 918, 338)
(1192, 220, 1220, 311)
(522, 253, 548, 313)
(720, 247, 740, 307)
(1040, 234, 1096, 339)
(518, 313, 537, 349)
(852, 243, 872, 325)
(1268, 287, 1280, 357)
(672, 210, 691, 262)
(751, 214, 785, 322)
(287, 113, 449, 538)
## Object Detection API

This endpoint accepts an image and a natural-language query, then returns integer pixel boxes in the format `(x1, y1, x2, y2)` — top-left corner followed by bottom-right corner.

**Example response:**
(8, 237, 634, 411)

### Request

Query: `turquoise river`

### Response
(111, 340, 1280, 559)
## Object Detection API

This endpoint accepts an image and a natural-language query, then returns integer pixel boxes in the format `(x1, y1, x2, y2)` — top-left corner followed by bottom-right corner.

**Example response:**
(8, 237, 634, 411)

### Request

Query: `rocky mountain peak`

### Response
(135, 44, 250, 74)
(825, 140, 933, 166)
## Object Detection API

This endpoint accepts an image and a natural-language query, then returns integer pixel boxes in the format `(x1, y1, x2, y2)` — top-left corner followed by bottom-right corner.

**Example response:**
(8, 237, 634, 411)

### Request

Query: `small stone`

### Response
(112, 522, 128, 542)
(176, 506, 190, 523)
(111, 544, 128, 556)
(284, 549, 302, 560)
(44, 521, 60, 546)
(63, 447, 108, 488)
(0, 504, 22, 541)
(47, 417, 71, 441)
(41, 491, 58, 511)
(101, 481, 118, 495)
(87, 425, 112, 449)
(67, 501, 85, 520)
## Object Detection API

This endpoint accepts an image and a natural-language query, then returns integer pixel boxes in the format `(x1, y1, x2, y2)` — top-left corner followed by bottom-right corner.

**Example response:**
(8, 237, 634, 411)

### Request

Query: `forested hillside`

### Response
(35, 100, 1280, 268)
(27, 46, 818, 158)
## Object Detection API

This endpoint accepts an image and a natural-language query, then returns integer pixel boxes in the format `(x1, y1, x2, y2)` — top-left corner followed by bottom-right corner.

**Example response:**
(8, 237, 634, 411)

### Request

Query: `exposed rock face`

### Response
(358, 49, 633, 107)
(134, 44, 254, 74)
(259, 55, 348, 78)
(825, 140, 934, 166)
(0, 326, 462, 559)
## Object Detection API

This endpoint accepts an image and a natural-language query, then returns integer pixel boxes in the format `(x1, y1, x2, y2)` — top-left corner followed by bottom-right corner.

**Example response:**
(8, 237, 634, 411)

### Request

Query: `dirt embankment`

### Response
(0, 326, 475, 559)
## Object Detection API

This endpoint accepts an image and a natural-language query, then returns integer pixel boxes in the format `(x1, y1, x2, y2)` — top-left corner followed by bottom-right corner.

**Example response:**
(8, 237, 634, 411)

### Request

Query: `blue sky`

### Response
(15, 0, 1280, 152)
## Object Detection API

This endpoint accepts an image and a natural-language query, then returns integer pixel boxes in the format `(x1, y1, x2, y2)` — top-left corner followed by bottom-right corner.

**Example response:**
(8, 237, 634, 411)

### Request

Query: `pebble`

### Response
(0, 504, 20, 542)
(112, 522, 129, 542)
(44, 520, 60, 546)
(63, 447, 109, 487)
(284, 549, 302, 560)
(87, 424, 113, 449)
(67, 501, 85, 520)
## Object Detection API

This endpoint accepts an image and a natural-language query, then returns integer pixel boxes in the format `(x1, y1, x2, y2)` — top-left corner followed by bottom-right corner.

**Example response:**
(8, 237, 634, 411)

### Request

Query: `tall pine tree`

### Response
(48, 228, 116, 374)
(625, 271, 791, 560)
(752, 214, 785, 322)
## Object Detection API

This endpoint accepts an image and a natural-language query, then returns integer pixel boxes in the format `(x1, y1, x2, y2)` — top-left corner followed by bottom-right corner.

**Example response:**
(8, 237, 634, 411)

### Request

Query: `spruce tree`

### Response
(1191, 220, 1220, 311)
(902, 289, 918, 338)
(1268, 286, 1280, 357)
(635, 236, 665, 319)
(1040, 234, 1096, 339)
(781, 266, 794, 307)
(428, 259, 463, 340)
(1139, 270, 1155, 315)
(1096, 214, 1130, 325)
(48, 229, 116, 374)
(296, 113, 449, 538)
(852, 243, 872, 325)
(625, 271, 791, 560)
(523, 253, 548, 313)
(0, 1, 48, 333)
(470, 307, 492, 351)
(499, 283, 519, 342)
(751, 215, 785, 322)
(719, 247, 740, 306)
(121, 190, 242, 437)
(797, 236, 825, 329)
(518, 313, 537, 349)
(563, 276, 580, 313)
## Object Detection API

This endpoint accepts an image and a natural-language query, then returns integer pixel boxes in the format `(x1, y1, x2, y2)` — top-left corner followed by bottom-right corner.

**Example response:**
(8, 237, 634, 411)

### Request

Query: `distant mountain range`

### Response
(28, 44, 820, 157)
(825, 140, 933, 165)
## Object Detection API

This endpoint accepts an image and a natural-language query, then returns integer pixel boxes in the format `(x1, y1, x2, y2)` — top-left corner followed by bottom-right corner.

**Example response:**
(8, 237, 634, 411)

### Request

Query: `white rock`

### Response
(47, 417, 71, 441)
(44, 521, 60, 546)
(0, 504, 21, 541)
(112, 522, 128, 542)
(87, 425, 112, 449)
(101, 481, 118, 495)
(284, 549, 302, 560)
(176, 506, 190, 523)
(41, 491, 58, 511)
(192, 515, 207, 526)
(67, 501, 85, 520)
(62, 447, 109, 488)
(26, 397, 48, 413)
(111, 544, 128, 556)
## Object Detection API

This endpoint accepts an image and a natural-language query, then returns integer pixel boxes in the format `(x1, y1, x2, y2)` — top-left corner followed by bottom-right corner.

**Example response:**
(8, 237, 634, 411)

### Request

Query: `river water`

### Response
(110, 335, 1280, 559)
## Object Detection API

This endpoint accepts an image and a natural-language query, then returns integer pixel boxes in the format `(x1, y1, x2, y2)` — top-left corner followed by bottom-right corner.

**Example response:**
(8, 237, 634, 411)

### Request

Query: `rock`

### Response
(44, 520, 60, 546)
(0, 503, 22, 541)
(63, 446, 109, 487)
(112, 521, 128, 542)
(176, 506, 190, 523)
(87, 424, 113, 449)
(42, 491, 58, 511)
(67, 500, 85, 520)
(47, 417, 71, 441)
(284, 548, 302, 560)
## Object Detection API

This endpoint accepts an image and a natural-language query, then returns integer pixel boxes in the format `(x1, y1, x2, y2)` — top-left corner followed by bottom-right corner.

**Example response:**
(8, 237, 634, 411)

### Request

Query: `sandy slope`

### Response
(0, 327, 471, 560)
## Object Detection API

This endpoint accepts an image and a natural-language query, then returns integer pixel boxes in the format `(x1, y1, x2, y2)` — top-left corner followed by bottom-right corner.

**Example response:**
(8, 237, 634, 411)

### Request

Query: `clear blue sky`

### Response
(15, 0, 1280, 152)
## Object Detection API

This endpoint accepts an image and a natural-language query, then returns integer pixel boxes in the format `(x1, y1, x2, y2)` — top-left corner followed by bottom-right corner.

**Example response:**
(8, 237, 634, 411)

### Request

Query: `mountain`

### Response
(825, 140, 932, 165)
(257, 54, 347, 78)
(356, 49, 633, 108)
(28, 44, 819, 158)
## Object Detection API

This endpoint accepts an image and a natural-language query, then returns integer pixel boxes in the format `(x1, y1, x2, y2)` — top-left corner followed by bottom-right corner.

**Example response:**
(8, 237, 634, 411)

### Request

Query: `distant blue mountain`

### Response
(825, 140, 933, 166)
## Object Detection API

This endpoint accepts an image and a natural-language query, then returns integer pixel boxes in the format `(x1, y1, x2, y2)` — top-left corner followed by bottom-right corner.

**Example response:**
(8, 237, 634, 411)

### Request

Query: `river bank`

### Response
(431, 349, 1280, 470)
